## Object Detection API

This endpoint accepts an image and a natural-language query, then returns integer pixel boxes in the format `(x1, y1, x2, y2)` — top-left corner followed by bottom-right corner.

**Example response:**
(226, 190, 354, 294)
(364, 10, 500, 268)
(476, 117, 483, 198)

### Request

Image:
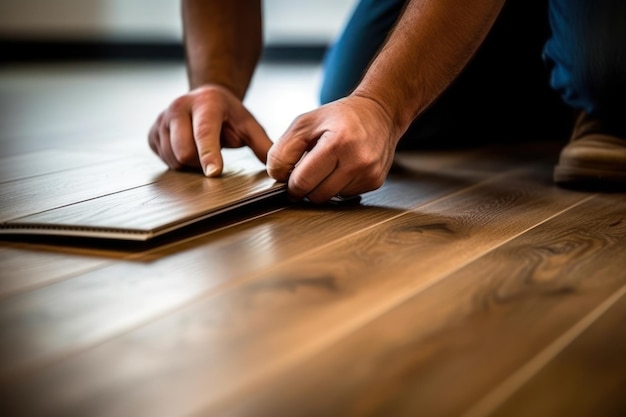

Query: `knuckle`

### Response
(291, 112, 307, 125)
(148, 135, 158, 151)
(169, 160, 184, 171)
(168, 96, 189, 114)
(347, 153, 379, 180)
(148, 124, 158, 143)
(289, 174, 313, 196)
(172, 142, 198, 165)
(356, 149, 378, 167)
(286, 112, 313, 133)
(158, 121, 169, 138)
(194, 122, 217, 143)
(150, 114, 166, 138)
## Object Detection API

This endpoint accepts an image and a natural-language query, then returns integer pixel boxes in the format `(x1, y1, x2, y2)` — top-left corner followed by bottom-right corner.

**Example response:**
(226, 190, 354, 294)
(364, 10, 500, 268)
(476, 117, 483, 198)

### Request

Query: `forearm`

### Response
(182, 0, 263, 99)
(352, 0, 506, 138)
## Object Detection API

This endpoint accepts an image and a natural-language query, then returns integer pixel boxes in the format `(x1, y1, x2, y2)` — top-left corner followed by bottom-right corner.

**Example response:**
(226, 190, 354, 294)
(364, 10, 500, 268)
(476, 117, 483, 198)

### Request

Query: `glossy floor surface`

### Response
(1, 62, 625, 417)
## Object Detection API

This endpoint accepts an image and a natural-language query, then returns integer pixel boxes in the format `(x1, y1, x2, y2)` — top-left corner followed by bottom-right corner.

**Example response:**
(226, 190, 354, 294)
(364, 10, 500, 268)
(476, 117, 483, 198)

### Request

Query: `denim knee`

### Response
(319, 0, 408, 105)
(544, 0, 626, 121)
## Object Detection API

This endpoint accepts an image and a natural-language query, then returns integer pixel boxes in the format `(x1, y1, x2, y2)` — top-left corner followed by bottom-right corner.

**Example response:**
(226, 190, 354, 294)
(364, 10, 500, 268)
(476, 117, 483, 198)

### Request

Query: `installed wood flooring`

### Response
(1, 62, 625, 417)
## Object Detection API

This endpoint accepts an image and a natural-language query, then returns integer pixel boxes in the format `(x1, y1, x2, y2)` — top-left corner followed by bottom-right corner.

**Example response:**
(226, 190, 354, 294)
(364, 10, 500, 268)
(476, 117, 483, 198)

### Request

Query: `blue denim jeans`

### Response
(321, 0, 625, 147)
(544, 0, 626, 131)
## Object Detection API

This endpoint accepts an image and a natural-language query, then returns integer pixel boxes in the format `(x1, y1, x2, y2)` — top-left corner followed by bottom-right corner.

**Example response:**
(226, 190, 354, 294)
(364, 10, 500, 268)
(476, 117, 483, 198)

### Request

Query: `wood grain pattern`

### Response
(0, 150, 119, 183)
(8, 156, 281, 234)
(1, 62, 620, 417)
(0, 165, 477, 385)
(489, 284, 626, 417)
(204, 194, 626, 417)
(0, 149, 286, 239)
(0, 169, 592, 417)
(0, 155, 165, 221)
(0, 246, 109, 300)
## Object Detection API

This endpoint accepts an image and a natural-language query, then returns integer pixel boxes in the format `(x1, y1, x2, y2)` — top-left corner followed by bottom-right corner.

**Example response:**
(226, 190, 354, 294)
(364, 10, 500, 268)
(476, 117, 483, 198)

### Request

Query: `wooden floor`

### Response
(1, 62, 625, 417)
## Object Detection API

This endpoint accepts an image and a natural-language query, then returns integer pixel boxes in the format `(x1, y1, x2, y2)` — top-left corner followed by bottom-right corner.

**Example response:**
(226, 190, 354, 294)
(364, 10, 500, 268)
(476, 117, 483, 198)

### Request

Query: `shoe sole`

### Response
(554, 163, 626, 191)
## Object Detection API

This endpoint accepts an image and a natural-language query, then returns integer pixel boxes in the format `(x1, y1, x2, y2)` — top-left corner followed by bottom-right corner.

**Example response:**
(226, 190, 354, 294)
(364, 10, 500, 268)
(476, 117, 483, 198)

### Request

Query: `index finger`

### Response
(192, 102, 224, 177)
(266, 116, 321, 181)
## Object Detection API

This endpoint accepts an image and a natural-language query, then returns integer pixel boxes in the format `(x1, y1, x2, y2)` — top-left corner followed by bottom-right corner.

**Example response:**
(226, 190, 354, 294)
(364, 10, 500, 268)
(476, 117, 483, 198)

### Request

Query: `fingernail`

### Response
(204, 163, 220, 177)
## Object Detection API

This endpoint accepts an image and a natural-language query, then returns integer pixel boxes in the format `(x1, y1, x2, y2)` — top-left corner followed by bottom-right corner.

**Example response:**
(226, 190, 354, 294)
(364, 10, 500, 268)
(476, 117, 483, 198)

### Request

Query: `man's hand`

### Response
(148, 84, 272, 176)
(267, 95, 399, 203)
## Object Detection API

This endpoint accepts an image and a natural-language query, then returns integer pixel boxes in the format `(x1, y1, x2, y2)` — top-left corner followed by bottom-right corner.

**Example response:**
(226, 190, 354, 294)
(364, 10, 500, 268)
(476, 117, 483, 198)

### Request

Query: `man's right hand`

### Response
(148, 84, 272, 176)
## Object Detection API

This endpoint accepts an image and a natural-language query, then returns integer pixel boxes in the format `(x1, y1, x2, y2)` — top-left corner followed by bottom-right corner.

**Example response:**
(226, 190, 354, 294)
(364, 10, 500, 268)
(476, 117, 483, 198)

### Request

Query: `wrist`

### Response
(187, 67, 250, 99)
(350, 89, 411, 144)
(191, 81, 243, 100)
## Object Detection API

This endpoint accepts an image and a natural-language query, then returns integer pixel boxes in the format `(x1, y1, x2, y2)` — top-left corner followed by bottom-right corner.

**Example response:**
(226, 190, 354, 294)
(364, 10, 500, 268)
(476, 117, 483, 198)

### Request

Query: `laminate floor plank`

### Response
(0, 155, 165, 221)
(0, 165, 476, 385)
(0, 246, 109, 300)
(204, 193, 626, 417)
(0, 150, 120, 183)
(0, 148, 286, 240)
(0, 168, 593, 417)
(488, 284, 626, 417)
(9, 154, 281, 236)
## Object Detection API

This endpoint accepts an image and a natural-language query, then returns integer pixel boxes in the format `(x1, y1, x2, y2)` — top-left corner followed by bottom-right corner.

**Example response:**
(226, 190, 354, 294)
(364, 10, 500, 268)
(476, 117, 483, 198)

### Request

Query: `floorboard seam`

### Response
(1, 168, 564, 393)
(0, 207, 286, 300)
(197, 193, 598, 415)
(1, 168, 503, 385)
(463, 281, 626, 417)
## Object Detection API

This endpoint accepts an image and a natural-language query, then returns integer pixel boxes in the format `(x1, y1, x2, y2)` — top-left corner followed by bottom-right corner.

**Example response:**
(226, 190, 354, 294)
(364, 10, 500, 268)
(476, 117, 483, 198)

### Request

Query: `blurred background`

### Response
(0, 0, 356, 46)
(0, 0, 358, 157)
(0, 0, 357, 48)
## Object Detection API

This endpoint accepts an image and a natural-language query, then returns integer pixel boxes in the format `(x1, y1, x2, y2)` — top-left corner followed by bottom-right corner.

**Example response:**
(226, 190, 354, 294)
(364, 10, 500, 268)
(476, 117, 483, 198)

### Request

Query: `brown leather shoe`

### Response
(554, 112, 626, 190)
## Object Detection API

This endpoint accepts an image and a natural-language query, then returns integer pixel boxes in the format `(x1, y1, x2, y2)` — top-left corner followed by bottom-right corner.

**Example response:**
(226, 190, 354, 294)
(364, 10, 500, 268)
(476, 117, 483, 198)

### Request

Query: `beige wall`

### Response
(0, 0, 357, 43)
